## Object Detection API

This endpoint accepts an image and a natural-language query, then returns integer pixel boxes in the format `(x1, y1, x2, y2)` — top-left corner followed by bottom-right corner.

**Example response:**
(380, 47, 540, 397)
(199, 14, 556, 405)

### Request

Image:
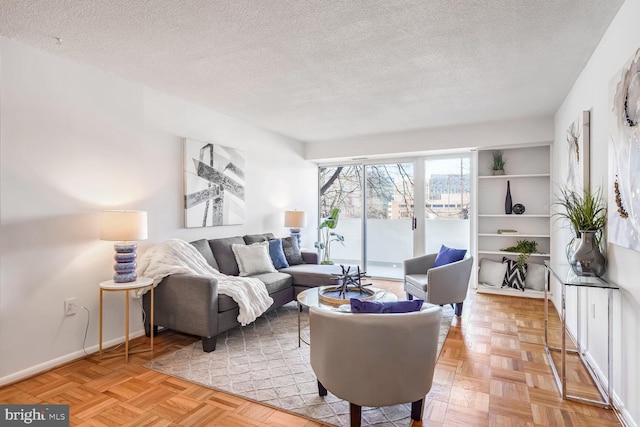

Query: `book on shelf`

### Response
(497, 229, 518, 234)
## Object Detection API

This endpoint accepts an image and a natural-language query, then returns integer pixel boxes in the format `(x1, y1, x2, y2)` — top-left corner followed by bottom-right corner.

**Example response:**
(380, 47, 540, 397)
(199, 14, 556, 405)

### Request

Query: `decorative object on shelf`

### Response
(314, 208, 344, 264)
(184, 138, 245, 228)
(553, 186, 607, 276)
(284, 210, 306, 248)
(491, 150, 506, 175)
(570, 230, 606, 277)
(100, 210, 148, 283)
(500, 239, 539, 272)
(497, 229, 518, 234)
(512, 203, 526, 215)
(505, 180, 513, 214)
(609, 47, 640, 253)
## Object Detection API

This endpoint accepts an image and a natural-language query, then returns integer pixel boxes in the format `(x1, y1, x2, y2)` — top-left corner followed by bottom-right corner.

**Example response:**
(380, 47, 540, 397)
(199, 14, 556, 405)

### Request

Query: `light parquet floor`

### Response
(0, 281, 621, 426)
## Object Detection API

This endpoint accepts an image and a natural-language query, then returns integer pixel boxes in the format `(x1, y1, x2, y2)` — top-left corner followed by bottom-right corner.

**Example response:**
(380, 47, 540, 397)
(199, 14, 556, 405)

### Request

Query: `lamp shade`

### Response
(100, 210, 148, 241)
(284, 210, 306, 228)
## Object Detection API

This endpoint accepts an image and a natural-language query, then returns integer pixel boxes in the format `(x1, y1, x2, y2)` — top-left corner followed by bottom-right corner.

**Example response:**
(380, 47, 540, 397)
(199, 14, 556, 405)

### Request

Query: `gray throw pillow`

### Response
(524, 263, 547, 291)
(281, 236, 305, 265)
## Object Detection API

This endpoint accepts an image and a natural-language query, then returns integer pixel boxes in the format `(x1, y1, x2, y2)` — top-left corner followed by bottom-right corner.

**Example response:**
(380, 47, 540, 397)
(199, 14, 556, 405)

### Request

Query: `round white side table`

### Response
(99, 277, 154, 363)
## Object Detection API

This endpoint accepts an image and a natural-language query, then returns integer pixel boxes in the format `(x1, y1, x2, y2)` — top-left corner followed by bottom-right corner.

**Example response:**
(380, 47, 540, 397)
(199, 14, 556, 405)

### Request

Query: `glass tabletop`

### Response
(544, 262, 619, 289)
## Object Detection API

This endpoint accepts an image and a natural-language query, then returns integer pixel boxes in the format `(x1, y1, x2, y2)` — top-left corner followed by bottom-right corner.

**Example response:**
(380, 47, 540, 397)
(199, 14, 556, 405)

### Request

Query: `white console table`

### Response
(544, 262, 618, 409)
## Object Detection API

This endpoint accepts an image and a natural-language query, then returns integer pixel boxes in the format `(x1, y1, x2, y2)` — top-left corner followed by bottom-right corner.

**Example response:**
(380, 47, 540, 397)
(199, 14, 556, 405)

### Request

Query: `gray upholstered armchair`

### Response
(404, 253, 473, 316)
(309, 305, 442, 427)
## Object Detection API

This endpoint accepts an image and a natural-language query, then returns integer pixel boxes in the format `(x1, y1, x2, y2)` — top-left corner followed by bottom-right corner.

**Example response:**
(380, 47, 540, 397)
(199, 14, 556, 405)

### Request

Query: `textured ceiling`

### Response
(0, 1, 624, 142)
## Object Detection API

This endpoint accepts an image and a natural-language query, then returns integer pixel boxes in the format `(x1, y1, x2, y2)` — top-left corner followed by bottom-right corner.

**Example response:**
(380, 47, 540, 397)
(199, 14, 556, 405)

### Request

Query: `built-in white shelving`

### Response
(474, 144, 551, 298)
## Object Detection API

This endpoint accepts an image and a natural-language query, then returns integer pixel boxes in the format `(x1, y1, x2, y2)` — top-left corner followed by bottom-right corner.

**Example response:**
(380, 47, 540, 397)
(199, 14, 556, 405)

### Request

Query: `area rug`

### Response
(145, 302, 454, 427)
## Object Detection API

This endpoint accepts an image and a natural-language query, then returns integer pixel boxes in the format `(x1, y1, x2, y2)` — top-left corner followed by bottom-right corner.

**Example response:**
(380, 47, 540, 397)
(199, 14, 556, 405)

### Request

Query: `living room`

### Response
(1, 1, 639, 426)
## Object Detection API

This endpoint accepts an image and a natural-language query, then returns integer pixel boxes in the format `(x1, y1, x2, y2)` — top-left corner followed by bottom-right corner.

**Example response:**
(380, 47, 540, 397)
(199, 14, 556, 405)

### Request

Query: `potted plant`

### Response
(314, 208, 344, 265)
(500, 239, 539, 272)
(492, 150, 507, 175)
(554, 186, 607, 276)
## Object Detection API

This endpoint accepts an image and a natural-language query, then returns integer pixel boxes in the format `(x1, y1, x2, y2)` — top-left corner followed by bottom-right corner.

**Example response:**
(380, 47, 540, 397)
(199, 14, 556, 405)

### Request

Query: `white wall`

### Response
(305, 116, 554, 161)
(552, 0, 640, 423)
(0, 38, 318, 385)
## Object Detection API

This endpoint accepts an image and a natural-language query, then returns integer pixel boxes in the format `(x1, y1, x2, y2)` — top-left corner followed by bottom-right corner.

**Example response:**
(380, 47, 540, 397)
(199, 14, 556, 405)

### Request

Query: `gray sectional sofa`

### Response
(142, 233, 343, 352)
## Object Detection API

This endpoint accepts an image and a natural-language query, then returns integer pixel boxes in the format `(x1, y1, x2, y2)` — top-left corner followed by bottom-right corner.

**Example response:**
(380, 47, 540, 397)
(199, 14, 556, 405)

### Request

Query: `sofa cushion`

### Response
(268, 239, 289, 269)
(209, 236, 245, 276)
(217, 294, 239, 312)
(405, 273, 428, 291)
(282, 236, 305, 265)
(243, 233, 275, 245)
(250, 271, 293, 294)
(191, 239, 219, 271)
(279, 263, 344, 286)
(232, 242, 277, 276)
(217, 272, 293, 312)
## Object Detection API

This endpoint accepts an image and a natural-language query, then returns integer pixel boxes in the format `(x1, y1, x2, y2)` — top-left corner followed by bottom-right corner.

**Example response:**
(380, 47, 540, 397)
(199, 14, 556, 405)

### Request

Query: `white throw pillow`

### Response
(231, 242, 277, 277)
(478, 258, 508, 287)
(524, 262, 547, 291)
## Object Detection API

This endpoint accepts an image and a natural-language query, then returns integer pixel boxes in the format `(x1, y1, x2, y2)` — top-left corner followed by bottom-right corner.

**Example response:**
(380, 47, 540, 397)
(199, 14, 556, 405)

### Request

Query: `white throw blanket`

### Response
(136, 239, 274, 326)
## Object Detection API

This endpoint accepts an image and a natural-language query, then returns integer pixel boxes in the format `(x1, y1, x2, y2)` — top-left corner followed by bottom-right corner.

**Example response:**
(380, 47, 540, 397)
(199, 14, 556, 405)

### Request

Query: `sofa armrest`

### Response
(143, 273, 219, 337)
(404, 254, 437, 276)
(302, 251, 319, 264)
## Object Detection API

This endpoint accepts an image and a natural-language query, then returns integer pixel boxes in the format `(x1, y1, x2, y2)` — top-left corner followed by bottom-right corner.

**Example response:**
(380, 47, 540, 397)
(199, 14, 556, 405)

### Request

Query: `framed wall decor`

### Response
(183, 138, 245, 227)
(609, 48, 640, 252)
(565, 110, 590, 193)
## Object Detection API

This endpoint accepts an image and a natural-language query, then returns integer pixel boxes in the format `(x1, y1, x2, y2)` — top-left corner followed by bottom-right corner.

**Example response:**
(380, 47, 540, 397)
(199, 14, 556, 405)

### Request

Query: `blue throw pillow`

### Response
(268, 239, 289, 269)
(433, 245, 467, 268)
(350, 298, 424, 313)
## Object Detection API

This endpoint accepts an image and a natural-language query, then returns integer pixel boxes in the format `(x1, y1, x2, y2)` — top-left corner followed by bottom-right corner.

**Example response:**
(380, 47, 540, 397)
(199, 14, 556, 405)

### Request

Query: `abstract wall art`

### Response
(609, 48, 640, 252)
(184, 138, 245, 228)
(565, 110, 590, 193)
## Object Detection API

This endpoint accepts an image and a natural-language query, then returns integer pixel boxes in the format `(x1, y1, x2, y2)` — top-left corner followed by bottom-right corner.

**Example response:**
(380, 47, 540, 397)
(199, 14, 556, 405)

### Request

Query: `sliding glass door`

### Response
(318, 165, 363, 267)
(318, 153, 471, 279)
(364, 162, 414, 279)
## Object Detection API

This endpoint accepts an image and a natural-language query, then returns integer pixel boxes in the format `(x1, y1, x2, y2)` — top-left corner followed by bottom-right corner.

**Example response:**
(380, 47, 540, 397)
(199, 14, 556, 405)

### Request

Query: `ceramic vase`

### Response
(505, 180, 513, 214)
(569, 230, 606, 277)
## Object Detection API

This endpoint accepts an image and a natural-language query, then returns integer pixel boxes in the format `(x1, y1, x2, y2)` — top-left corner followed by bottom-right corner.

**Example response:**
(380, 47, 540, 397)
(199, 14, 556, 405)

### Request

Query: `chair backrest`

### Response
(309, 304, 442, 408)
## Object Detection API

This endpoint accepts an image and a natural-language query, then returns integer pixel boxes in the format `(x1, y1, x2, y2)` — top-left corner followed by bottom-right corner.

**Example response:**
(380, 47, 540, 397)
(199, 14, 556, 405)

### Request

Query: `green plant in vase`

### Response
(553, 186, 607, 256)
(553, 186, 607, 276)
(492, 150, 507, 175)
(500, 239, 539, 271)
(314, 208, 344, 265)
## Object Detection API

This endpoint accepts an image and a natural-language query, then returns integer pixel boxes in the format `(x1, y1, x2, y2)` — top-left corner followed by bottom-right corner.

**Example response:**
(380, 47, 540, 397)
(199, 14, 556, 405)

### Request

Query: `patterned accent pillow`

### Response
(502, 257, 527, 291)
(281, 236, 305, 265)
(231, 242, 277, 277)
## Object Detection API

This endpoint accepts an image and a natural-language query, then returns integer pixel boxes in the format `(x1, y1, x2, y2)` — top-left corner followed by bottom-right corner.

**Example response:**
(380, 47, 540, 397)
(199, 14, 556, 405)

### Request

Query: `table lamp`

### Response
(100, 210, 148, 283)
(284, 210, 306, 248)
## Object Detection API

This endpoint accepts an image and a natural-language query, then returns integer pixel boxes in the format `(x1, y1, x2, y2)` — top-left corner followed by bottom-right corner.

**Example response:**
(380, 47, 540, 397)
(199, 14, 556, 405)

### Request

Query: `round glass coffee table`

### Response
(296, 285, 398, 346)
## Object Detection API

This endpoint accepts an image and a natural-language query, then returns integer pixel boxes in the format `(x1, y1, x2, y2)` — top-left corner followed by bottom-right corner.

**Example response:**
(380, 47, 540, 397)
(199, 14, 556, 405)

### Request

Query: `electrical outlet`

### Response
(64, 298, 78, 316)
